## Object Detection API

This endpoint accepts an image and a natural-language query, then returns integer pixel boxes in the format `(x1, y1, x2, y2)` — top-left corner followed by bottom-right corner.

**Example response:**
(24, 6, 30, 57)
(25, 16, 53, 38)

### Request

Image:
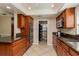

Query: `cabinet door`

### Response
(12, 38, 30, 56)
(25, 16, 32, 39)
(21, 16, 30, 37)
(0, 44, 8, 56)
(69, 48, 79, 56)
(65, 8, 75, 28)
(53, 35, 57, 47)
(17, 14, 25, 28)
(58, 45, 63, 56)
(56, 39, 62, 56)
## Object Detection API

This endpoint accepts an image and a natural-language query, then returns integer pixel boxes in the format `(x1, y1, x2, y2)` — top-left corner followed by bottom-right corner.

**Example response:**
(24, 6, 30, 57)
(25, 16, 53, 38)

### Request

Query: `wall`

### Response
(14, 13, 21, 40)
(0, 16, 11, 37)
(33, 18, 57, 45)
(76, 6, 79, 34)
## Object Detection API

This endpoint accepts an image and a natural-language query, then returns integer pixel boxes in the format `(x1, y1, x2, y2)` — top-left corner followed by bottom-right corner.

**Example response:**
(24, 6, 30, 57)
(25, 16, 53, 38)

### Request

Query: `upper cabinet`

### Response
(17, 14, 25, 28)
(56, 7, 75, 29)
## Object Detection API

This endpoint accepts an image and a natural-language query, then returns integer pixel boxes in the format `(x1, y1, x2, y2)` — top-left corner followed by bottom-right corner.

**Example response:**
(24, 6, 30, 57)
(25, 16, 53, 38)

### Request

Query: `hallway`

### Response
(23, 41, 57, 56)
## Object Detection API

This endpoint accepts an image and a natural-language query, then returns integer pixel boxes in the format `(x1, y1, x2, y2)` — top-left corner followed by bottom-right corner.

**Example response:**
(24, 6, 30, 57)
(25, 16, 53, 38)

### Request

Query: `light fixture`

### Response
(28, 7, 31, 10)
(6, 6, 11, 9)
(51, 4, 54, 8)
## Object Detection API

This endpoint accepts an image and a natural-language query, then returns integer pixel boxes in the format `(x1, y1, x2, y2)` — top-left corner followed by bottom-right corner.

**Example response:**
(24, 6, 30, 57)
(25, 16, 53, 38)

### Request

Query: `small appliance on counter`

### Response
(53, 32, 64, 37)
(57, 31, 61, 37)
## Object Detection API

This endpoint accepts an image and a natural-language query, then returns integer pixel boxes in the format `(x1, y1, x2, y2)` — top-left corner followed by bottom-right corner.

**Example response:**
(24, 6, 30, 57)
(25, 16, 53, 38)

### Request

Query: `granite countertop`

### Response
(0, 36, 12, 43)
(0, 36, 21, 44)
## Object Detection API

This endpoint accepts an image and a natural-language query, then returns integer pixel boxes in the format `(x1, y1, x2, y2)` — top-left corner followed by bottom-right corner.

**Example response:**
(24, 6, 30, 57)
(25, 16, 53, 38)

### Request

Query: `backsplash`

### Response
(60, 28, 76, 35)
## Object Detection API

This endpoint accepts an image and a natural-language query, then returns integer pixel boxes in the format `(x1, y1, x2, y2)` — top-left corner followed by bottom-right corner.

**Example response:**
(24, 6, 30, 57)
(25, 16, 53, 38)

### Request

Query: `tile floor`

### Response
(23, 40, 57, 56)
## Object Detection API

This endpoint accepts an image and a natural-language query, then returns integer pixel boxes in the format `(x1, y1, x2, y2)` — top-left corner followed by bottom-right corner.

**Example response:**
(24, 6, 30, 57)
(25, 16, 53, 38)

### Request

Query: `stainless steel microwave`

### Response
(56, 18, 64, 28)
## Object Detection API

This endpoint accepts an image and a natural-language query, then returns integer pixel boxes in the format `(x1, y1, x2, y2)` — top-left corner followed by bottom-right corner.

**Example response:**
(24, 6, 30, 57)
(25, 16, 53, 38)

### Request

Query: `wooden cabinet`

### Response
(17, 14, 33, 39)
(17, 14, 33, 56)
(53, 35, 57, 49)
(69, 47, 79, 56)
(53, 35, 79, 56)
(56, 7, 75, 29)
(12, 38, 30, 56)
(0, 38, 31, 56)
(64, 8, 75, 28)
(17, 14, 25, 28)
(21, 16, 33, 39)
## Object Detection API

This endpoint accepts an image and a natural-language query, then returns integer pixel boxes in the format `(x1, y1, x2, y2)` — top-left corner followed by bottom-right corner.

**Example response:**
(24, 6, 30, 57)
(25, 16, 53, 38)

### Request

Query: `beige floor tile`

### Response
(23, 40, 57, 56)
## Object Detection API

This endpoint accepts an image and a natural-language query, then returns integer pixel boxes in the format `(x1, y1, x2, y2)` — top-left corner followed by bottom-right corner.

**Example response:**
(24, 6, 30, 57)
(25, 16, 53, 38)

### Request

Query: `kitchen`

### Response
(0, 3, 79, 56)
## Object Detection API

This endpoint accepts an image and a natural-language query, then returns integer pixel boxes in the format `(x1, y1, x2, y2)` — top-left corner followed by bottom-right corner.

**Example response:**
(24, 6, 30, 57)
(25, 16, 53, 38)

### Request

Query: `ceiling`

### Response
(12, 3, 64, 15)
(20, 3, 64, 10)
(0, 3, 79, 18)
(0, 3, 23, 16)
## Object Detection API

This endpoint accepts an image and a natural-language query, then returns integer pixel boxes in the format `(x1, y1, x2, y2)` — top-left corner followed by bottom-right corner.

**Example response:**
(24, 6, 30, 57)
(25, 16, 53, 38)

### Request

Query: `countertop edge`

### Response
(0, 38, 25, 44)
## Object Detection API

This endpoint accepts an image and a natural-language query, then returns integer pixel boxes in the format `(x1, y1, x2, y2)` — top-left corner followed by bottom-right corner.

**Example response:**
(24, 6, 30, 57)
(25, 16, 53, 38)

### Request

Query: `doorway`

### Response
(39, 21, 47, 44)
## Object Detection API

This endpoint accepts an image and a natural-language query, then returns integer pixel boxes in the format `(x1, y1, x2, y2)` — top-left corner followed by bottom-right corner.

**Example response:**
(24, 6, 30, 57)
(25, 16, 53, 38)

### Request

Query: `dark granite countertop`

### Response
(0, 37, 22, 44)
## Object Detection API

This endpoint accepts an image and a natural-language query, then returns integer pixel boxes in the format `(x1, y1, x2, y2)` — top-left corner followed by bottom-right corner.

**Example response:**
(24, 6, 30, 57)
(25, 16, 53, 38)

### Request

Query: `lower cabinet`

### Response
(12, 38, 31, 56)
(53, 35, 79, 56)
(69, 48, 79, 56)
(0, 38, 31, 56)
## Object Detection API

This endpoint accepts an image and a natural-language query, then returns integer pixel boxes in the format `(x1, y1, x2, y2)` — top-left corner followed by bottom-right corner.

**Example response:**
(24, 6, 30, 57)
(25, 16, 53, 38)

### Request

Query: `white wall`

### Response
(48, 19, 57, 45)
(33, 18, 57, 45)
(76, 6, 79, 34)
(0, 16, 11, 37)
(14, 13, 21, 40)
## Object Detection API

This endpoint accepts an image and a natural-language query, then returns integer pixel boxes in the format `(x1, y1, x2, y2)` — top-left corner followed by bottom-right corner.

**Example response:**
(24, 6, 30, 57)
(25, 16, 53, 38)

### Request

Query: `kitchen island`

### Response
(0, 38, 31, 56)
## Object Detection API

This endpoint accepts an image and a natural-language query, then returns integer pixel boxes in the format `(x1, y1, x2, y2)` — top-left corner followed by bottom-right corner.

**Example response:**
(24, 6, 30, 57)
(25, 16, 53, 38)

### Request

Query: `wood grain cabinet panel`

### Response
(12, 38, 31, 56)
(0, 44, 7, 56)
(17, 14, 25, 28)
(20, 16, 33, 38)
(69, 48, 79, 56)
(65, 8, 75, 28)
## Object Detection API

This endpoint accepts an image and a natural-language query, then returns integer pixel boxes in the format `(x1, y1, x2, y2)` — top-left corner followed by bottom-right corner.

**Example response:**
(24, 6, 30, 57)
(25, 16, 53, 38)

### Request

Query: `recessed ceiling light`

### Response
(51, 4, 54, 8)
(28, 7, 31, 10)
(6, 6, 11, 9)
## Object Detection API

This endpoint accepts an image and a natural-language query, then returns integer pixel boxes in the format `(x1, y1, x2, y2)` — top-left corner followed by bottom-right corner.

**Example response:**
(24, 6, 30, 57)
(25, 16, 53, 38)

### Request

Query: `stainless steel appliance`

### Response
(57, 17, 64, 28)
